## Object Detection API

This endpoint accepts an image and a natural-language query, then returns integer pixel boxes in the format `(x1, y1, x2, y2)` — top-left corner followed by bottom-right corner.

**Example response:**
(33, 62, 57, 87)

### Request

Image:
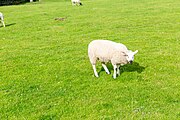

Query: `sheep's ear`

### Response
(133, 50, 138, 55)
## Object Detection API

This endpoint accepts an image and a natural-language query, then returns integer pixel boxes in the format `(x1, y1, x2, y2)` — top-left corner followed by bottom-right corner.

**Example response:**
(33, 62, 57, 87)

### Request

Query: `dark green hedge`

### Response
(0, 0, 38, 6)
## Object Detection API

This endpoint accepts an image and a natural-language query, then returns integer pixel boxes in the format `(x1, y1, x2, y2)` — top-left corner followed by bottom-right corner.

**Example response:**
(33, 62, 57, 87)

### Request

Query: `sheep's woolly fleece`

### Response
(88, 40, 138, 79)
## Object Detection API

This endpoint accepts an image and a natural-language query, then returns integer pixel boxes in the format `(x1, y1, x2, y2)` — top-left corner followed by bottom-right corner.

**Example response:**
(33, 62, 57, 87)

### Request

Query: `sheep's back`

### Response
(88, 40, 126, 61)
(88, 40, 115, 55)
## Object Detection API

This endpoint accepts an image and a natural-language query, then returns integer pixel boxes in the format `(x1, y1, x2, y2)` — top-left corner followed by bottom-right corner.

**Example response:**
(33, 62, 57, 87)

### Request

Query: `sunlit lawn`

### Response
(0, 0, 180, 119)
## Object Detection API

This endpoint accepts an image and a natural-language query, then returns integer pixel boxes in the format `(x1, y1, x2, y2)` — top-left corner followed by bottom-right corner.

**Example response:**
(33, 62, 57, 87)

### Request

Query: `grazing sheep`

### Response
(88, 40, 138, 79)
(71, 0, 83, 6)
(0, 12, 5, 27)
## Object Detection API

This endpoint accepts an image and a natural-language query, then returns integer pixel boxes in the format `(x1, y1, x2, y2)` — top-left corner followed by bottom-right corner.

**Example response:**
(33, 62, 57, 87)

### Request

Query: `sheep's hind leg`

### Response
(117, 65, 120, 76)
(92, 65, 99, 77)
(102, 63, 110, 74)
(112, 64, 117, 79)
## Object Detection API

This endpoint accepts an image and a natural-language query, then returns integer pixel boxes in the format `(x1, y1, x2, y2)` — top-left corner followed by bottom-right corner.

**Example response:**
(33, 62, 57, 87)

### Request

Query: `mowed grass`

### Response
(0, 0, 180, 119)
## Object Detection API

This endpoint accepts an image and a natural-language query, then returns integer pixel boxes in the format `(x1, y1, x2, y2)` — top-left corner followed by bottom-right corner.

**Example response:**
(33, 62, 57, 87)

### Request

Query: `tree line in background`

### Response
(0, 0, 39, 6)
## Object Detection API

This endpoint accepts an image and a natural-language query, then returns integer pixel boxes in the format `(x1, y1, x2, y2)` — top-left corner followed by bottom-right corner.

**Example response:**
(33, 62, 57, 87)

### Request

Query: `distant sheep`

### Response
(88, 40, 138, 79)
(71, 0, 83, 6)
(0, 12, 5, 27)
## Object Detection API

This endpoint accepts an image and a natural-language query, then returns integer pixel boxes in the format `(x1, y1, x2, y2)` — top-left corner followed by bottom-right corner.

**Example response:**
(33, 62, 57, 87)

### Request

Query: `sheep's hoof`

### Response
(113, 75, 117, 79)
(106, 72, 110, 74)
(94, 74, 99, 78)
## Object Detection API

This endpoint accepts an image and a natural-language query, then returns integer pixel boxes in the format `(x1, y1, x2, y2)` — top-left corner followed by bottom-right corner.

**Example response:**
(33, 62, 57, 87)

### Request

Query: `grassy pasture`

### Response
(0, 0, 180, 119)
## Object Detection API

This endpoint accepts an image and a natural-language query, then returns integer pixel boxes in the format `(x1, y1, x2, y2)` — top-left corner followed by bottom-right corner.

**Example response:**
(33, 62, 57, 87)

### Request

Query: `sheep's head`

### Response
(124, 50, 138, 64)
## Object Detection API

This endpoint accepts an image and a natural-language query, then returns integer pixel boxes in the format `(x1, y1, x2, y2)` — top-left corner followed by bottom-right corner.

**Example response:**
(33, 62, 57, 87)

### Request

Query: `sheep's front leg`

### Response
(2, 21, 5, 27)
(113, 64, 117, 79)
(117, 65, 120, 76)
(102, 63, 110, 74)
(92, 65, 99, 77)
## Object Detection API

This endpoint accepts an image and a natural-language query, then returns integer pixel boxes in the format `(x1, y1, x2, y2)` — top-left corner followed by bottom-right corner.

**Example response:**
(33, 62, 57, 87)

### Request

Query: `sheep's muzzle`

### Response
(129, 61, 133, 64)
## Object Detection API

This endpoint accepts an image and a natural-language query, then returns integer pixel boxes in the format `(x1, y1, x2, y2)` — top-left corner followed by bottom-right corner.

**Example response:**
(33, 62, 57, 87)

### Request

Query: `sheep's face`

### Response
(126, 50, 138, 64)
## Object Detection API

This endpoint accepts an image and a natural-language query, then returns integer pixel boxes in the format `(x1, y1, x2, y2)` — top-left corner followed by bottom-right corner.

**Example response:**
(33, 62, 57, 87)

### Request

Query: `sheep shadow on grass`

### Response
(99, 62, 146, 75)
(120, 62, 146, 74)
(4, 23, 16, 27)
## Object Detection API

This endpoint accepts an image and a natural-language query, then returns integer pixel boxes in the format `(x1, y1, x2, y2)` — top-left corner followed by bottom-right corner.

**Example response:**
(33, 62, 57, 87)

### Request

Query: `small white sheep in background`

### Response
(71, 0, 83, 6)
(88, 40, 138, 79)
(0, 12, 5, 27)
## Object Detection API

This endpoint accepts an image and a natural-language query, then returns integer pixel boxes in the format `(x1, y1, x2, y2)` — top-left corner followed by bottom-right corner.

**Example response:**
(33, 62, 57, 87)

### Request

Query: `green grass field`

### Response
(0, 0, 180, 119)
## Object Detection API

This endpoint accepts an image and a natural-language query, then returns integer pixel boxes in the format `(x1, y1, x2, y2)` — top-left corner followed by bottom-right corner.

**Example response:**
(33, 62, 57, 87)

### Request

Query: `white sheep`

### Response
(88, 40, 138, 79)
(71, 0, 83, 6)
(0, 12, 5, 27)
